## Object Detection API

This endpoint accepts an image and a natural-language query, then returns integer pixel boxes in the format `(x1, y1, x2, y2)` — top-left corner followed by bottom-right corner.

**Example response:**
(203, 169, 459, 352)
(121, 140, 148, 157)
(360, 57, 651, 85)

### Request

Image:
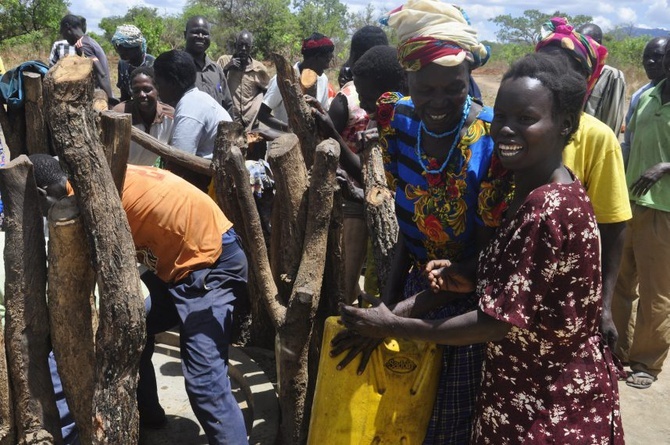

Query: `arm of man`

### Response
(598, 222, 626, 348)
(257, 103, 288, 133)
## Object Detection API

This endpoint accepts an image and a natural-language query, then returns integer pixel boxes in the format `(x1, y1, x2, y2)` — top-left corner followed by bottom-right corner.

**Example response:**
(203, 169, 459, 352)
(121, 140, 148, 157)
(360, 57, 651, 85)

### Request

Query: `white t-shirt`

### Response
(262, 62, 330, 124)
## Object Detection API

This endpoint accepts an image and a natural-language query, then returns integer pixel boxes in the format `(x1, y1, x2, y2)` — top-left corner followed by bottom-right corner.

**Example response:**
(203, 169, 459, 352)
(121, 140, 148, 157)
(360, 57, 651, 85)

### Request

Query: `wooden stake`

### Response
(47, 196, 97, 445)
(44, 54, 145, 445)
(0, 156, 61, 444)
(23, 71, 50, 156)
(99, 111, 131, 195)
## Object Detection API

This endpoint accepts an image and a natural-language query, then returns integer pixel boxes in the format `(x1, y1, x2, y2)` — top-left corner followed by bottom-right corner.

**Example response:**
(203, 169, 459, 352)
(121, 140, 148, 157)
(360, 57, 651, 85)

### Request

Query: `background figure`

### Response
(257, 32, 334, 132)
(112, 66, 174, 166)
(184, 16, 233, 115)
(217, 30, 270, 131)
(621, 36, 669, 165)
(612, 37, 670, 391)
(111, 24, 155, 103)
(59, 14, 114, 102)
(536, 17, 631, 351)
(577, 23, 627, 135)
(328, 25, 388, 304)
(49, 39, 76, 67)
(153, 49, 231, 191)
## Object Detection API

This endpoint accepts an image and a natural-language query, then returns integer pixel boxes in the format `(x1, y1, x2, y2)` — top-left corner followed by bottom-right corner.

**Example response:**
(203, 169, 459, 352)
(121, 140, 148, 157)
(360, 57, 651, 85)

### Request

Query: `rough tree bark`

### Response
(47, 196, 97, 445)
(99, 111, 131, 194)
(214, 124, 285, 329)
(43, 55, 146, 445)
(362, 140, 398, 290)
(0, 156, 61, 444)
(213, 122, 277, 347)
(23, 72, 50, 156)
(0, 306, 15, 445)
(277, 138, 339, 445)
(270, 53, 319, 168)
(0, 104, 25, 159)
(130, 127, 213, 176)
(266, 134, 309, 304)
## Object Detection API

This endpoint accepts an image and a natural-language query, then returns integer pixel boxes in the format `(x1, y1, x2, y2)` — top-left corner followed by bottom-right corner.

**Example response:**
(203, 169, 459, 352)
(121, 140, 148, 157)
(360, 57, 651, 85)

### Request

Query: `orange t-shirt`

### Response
(122, 165, 232, 283)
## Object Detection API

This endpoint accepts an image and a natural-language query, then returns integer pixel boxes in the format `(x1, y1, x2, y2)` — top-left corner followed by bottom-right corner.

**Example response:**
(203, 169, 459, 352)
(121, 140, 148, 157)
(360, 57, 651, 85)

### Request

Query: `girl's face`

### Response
(491, 76, 570, 173)
(407, 62, 470, 133)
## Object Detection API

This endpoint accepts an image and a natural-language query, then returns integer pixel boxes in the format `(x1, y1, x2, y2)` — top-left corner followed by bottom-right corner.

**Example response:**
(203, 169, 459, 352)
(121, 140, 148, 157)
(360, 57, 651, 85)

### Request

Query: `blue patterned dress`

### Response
(378, 93, 511, 444)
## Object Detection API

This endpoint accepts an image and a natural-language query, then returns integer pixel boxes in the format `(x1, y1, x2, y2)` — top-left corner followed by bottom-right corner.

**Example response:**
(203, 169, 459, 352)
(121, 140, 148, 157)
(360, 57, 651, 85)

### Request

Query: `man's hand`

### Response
(224, 56, 243, 72)
(600, 310, 619, 350)
(630, 162, 670, 196)
(424, 259, 476, 293)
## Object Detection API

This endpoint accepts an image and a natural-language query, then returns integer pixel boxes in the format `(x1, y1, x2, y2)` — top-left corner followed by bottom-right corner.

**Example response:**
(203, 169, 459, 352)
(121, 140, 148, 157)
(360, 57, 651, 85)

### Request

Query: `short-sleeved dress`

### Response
(378, 93, 512, 444)
(474, 177, 624, 444)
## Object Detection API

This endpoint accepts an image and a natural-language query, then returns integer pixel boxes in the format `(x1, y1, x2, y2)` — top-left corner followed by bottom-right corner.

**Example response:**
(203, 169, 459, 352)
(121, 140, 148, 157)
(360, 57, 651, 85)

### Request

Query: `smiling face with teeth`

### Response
(408, 62, 470, 134)
(491, 76, 570, 176)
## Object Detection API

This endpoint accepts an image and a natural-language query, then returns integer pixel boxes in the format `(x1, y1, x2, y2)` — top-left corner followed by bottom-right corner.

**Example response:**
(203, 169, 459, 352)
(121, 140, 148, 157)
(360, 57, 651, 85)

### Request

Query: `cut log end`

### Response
(366, 186, 393, 206)
(51, 56, 93, 83)
(268, 133, 300, 158)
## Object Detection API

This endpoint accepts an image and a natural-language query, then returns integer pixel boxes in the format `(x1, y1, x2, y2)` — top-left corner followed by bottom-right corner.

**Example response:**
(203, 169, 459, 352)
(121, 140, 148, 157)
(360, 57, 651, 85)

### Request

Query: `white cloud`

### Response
(592, 16, 614, 32)
(466, 5, 506, 21)
(617, 7, 637, 23)
(597, 4, 615, 14)
(645, 0, 670, 27)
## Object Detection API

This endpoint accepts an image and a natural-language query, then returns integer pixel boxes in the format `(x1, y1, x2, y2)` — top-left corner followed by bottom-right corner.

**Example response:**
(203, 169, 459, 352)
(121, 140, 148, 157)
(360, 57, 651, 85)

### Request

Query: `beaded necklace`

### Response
(416, 96, 472, 174)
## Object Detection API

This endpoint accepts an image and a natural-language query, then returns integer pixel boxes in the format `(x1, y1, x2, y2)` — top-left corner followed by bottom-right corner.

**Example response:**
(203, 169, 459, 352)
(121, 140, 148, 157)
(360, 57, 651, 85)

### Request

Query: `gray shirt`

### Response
(171, 87, 232, 159)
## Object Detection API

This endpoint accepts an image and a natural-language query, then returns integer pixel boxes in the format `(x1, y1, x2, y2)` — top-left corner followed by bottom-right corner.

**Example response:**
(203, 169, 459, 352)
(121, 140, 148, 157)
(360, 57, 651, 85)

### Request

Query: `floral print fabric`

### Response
(474, 179, 624, 444)
(377, 92, 511, 264)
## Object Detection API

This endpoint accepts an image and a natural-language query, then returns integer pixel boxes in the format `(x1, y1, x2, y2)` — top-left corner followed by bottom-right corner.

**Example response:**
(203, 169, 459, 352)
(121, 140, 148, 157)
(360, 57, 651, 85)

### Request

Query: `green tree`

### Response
(0, 0, 69, 41)
(490, 9, 592, 44)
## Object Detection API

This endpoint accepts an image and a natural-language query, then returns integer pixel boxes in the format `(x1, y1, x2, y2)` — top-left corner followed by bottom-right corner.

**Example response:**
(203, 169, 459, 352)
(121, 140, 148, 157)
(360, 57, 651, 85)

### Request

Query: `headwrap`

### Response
(111, 24, 146, 53)
(301, 33, 335, 58)
(381, 0, 490, 71)
(535, 17, 607, 100)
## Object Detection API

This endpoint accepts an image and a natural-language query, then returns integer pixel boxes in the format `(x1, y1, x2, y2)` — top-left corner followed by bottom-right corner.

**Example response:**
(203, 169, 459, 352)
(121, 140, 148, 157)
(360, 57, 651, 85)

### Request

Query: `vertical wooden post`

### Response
(44, 55, 145, 445)
(0, 155, 61, 444)
(266, 133, 309, 304)
(270, 53, 319, 168)
(362, 141, 398, 291)
(277, 138, 339, 445)
(0, 323, 15, 445)
(23, 71, 50, 156)
(99, 110, 132, 195)
(0, 105, 26, 159)
(48, 196, 97, 445)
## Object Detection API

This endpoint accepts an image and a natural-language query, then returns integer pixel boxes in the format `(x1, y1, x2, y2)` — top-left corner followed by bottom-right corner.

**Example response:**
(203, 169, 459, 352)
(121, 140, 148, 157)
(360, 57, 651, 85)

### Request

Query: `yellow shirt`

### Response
(0, 56, 5, 75)
(563, 113, 632, 224)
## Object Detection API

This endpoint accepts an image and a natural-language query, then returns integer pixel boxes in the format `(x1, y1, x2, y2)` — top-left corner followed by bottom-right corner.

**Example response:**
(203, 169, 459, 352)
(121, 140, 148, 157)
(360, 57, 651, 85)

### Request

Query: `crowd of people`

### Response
(1, 0, 669, 443)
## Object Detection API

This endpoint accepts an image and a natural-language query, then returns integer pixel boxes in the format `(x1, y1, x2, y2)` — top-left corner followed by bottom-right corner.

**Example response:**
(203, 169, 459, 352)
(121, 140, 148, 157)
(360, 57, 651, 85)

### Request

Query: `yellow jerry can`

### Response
(307, 316, 443, 444)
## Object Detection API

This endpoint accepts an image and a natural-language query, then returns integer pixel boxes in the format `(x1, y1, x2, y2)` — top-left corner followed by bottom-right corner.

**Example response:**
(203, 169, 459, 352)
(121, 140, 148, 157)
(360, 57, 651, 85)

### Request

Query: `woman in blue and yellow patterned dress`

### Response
(361, 2, 510, 443)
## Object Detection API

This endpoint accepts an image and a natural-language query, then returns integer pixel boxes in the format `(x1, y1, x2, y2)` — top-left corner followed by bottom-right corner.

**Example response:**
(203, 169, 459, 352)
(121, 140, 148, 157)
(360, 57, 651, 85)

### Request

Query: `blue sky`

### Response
(69, 0, 670, 42)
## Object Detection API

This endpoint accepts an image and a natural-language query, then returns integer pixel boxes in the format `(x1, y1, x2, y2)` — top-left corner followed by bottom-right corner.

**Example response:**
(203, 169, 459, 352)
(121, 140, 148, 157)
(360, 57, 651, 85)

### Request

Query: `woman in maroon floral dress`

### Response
(341, 52, 623, 444)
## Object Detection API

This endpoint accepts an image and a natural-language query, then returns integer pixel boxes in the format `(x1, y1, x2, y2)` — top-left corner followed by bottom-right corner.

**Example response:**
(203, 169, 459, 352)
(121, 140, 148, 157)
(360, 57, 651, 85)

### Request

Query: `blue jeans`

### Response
(138, 230, 249, 445)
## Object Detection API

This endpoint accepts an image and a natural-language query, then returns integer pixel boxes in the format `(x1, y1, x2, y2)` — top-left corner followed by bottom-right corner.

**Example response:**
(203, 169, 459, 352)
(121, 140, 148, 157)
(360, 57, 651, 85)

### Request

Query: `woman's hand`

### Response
(330, 328, 383, 375)
(339, 297, 398, 339)
(424, 259, 476, 293)
(306, 96, 338, 140)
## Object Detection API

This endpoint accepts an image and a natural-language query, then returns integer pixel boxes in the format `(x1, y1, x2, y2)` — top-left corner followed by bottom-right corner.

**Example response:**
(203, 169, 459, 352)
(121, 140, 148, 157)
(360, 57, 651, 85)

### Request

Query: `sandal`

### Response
(626, 371, 657, 389)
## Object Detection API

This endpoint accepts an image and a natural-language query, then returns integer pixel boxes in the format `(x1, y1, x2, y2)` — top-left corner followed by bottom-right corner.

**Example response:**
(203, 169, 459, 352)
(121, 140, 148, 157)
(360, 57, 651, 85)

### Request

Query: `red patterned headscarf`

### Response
(301, 33, 334, 58)
(535, 17, 607, 100)
(382, 0, 490, 71)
